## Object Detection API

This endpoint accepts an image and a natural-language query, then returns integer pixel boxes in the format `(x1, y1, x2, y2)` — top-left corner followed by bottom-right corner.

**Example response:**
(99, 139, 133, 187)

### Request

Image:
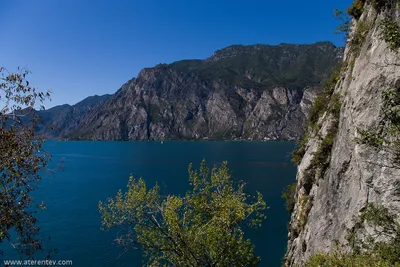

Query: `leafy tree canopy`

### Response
(99, 160, 267, 267)
(0, 67, 51, 258)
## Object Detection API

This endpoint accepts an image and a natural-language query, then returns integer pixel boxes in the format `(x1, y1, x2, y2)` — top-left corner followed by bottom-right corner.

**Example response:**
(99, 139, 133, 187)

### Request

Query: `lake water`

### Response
(1, 141, 296, 267)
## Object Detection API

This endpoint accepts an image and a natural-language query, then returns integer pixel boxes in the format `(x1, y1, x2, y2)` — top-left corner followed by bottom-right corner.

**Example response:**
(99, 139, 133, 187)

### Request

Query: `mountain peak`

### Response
(37, 41, 343, 141)
(73, 94, 112, 108)
(207, 41, 341, 62)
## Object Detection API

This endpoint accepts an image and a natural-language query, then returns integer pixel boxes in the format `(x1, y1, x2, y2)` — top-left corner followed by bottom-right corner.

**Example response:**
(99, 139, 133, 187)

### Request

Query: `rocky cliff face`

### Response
(62, 42, 342, 141)
(38, 94, 111, 139)
(286, 2, 400, 266)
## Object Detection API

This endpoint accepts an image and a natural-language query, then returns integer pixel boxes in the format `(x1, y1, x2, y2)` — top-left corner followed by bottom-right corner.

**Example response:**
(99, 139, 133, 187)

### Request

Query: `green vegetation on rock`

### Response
(287, 0, 400, 265)
(306, 204, 400, 266)
(356, 87, 400, 167)
(292, 133, 309, 165)
(380, 19, 400, 52)
(308, 93, 341, 175)
(350, 19, 372, 57)
(306, 250, 400, 267)
(371, 0, 388, 13)
(282, 183, 297, 214)
(298, 195, 311, 230)
(347, 0, 366, 20)
(170, 42, 343, 90)
(292, 65, 343, 166)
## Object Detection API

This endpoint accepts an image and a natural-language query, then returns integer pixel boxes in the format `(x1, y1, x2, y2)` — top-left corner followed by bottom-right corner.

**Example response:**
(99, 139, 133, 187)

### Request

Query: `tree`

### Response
(99, 160, 267, 266)
(334, 8, 351, 36)
(0, 67, 51, 258)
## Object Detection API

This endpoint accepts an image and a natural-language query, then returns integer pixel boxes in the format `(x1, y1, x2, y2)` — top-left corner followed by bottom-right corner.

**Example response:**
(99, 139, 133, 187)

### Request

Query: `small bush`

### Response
(359, 203, 397, 230)
(371, 0, 388, 13)
(328, 93, 342, 119)
(293, 91, 340, 166)
(357, 204, 400, 264)
(282, 183, 297, 213)
(348, 56, 357, 79)
(322, 66, 342, 96)
(307, 203, 400, 267)
(355, 87, 399, 167)
(309, 130, 336, 176)
(334, 8, 351, 36)
(382, 87, 400, 124)
(292, 133, 310, 165)
(292, 146, 306, 165)
(380, 19, 400, 52)
(302, 168, 316, 195)
(350, 19, 371, 56)
(298, 195, 310, 230)
(307, 94, 341, 179)
(306, 251, 398, 267)
(347, 0, 365, 20)
(308, 95, 329, 129)
(355, 128, 385, 147)
(307, 65, 342, 130)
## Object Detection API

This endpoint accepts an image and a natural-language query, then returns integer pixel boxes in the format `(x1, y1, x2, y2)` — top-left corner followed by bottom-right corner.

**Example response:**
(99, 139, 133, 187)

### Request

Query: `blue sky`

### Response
(0, 0, 352, 108)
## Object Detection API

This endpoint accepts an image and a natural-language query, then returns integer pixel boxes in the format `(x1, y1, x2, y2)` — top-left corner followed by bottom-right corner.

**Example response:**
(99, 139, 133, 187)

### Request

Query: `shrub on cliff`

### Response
(282, 183, 297, 213)
(307, 204, 400, 266)
(347, 0, 366, 20)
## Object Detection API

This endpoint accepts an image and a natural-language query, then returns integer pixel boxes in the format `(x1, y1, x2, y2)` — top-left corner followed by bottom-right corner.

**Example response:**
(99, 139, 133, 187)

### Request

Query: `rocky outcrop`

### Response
(62, 42, 342, 140)
(38, 94, 111, 139)
(286, 2, 400, 266)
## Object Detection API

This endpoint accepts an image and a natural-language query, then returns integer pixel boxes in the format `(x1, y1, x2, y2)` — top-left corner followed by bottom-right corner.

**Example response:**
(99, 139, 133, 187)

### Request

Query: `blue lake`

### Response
(1, 141, 296, 267)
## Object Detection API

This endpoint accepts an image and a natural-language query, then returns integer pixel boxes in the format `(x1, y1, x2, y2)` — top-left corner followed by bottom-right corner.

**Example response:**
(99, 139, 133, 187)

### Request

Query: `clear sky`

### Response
(0, 0, 352, 108)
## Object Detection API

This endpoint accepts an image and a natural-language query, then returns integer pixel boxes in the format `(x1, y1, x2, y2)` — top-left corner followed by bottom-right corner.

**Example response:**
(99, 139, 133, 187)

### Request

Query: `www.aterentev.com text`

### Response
(3, 259, 73, 266)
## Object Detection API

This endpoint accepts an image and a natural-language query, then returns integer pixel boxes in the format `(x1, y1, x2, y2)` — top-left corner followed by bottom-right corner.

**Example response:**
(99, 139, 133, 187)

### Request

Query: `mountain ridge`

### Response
(38, 94, 111, 139)
(39, 41, 343, 141)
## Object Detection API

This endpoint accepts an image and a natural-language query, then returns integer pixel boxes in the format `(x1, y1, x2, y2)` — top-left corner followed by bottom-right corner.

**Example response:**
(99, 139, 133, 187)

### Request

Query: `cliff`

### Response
(38, 94, 111, 139)
(286, 1, 400, 265)
(61, 42, 342, 141)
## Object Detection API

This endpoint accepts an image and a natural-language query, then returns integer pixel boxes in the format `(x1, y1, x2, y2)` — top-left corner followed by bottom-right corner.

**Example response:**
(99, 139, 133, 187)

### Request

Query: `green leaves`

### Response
(356, 87, 400, 166)
(169, 43, 342, 90)
(350, 19, 372, 57)
(99, 160, 267, 266)
(371, 0, 388, 13)
(380, 19, 400, 52)
(334, 8, 351, 36)
(355, 129, 385, 147)
(291, 64, 343, 168)
(382, 87, 400, 125)
(0, 67, 51, 258)
(282, 184, 297, 214)
(346, 0, 365, 20)
(307, 204, 400, 266)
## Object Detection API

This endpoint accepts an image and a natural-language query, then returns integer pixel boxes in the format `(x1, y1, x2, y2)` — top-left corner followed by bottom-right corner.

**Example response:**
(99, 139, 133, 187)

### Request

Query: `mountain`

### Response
(286, 1, 400, 265)
(37, 94, 111, 139)
(46, 41, 342, 141)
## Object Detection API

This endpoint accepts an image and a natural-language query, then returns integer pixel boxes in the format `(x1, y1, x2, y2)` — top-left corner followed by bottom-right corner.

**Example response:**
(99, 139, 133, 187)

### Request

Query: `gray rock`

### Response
(286, 3, 400, 265)
(59, 42, 342, 141)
